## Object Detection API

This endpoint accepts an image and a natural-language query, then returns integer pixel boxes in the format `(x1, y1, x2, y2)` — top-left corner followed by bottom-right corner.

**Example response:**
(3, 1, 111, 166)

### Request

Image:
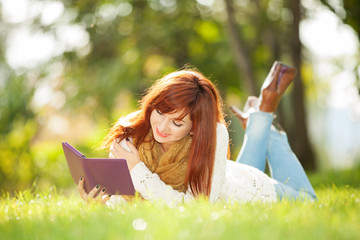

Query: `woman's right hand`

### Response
(77, 177, 111, 204)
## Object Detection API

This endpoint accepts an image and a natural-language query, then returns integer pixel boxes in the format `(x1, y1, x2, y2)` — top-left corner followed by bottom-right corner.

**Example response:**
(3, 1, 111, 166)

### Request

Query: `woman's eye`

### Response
(156, 109, 163, 115)
(173, 121, 182, 127)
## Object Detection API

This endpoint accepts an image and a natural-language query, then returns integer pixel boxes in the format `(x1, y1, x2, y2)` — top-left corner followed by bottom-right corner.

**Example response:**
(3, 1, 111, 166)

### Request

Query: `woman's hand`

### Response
(77, 177, 111, 204)
(110, 139, 141, 171)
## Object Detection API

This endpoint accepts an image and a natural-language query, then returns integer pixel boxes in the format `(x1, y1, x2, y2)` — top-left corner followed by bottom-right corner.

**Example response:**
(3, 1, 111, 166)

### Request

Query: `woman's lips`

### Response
(156, 127, 170, 138)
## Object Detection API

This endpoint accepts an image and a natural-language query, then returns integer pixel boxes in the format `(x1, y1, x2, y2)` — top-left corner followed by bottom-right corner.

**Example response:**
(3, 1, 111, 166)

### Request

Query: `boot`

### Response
(258, 61, 296, 112)
(230, 61, 296, 129)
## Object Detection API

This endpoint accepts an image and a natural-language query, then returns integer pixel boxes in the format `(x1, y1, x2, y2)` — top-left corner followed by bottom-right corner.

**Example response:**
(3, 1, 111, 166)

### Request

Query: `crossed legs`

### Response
(236, 111, 317, 200)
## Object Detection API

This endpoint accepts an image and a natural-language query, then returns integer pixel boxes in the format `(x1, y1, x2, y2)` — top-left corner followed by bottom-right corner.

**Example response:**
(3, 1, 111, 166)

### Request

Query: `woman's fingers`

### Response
(101, 194, 111, 204)
(78, 177, 110, 204)
(77, 177, 88, 200)
(99, 187, 107, 199)
(112, 141, 123, 152)
(113, 139, 138, 156)
(98, 188, 111, 205)
(87, 184, 101, 200)
(110, 142, 124, 158)
(110, 143, 117, 156)
(126, 140, 139, 155)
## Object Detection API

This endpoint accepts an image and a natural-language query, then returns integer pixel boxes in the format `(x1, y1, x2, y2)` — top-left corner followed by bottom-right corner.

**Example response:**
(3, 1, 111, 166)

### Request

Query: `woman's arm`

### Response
(208, 123, 228, 202)
(130, 162, 195, 205)
(110, 138, 194, 205)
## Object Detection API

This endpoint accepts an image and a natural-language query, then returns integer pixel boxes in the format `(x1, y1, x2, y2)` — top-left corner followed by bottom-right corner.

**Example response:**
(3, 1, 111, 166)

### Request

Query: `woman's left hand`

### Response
(110, 139, 141, 171)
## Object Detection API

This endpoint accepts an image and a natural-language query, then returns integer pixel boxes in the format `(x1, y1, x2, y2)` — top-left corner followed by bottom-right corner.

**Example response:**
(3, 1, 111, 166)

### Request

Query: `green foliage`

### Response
(60, 0, 255, 120)
(0, 120, 37, 191)
(0, 75, 35, 134)
(0, 73, 37, 192)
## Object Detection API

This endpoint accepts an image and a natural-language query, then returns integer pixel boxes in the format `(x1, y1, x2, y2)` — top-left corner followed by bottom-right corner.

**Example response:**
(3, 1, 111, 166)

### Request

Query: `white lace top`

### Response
(108, 123, 277, 206)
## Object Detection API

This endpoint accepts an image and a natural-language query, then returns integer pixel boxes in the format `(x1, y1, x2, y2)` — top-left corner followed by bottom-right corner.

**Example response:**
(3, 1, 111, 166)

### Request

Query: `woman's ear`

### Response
(190, 131, 194, 136)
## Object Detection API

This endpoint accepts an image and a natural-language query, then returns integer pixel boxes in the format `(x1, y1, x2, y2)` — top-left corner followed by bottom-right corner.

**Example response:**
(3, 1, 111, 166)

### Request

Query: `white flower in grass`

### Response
(132, 218, 147, 231)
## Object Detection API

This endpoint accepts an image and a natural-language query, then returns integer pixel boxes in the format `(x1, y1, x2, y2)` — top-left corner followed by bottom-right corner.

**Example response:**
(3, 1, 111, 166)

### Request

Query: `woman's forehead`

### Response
(170, 109, 189, 118)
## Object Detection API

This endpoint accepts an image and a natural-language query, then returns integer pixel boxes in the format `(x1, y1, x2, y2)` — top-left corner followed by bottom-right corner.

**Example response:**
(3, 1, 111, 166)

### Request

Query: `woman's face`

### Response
(150, 109, 192, 151)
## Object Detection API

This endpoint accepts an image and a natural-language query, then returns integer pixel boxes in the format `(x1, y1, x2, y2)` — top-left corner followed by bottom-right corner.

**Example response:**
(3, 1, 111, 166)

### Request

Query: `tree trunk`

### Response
(223, 0, 257, 95)
(289, 0, 317, 170)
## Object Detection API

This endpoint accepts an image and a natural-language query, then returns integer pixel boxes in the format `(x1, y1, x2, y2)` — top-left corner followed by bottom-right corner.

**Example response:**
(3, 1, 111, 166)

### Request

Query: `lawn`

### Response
(1, 168, 359, 240)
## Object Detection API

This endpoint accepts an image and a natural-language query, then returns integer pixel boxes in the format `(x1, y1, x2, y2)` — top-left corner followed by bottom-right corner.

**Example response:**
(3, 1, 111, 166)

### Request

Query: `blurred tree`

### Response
(223, 0, 257, 95)
(289, 0, 316, 170)
(221, 0, 316, 169)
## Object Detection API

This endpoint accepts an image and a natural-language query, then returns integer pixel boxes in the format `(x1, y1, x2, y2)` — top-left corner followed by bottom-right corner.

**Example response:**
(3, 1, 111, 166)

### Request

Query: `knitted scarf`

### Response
(137, 131, 192, 193)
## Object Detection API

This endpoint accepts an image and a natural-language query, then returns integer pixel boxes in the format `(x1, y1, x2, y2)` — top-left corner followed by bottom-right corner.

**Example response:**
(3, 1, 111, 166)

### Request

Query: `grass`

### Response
(1, 168, 360, 240)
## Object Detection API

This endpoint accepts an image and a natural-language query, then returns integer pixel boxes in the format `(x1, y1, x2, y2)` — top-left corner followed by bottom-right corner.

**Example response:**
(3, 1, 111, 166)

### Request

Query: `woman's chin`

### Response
(153, 134, 168, 144)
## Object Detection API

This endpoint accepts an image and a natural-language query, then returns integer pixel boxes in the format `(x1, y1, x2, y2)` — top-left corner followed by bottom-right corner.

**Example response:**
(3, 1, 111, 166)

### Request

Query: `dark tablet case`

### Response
(62, 142, 135, 195)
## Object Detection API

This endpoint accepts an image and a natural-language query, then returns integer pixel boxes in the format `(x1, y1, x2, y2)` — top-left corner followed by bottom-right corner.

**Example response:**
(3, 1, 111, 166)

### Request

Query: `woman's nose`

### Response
(158, 118, 170, 132)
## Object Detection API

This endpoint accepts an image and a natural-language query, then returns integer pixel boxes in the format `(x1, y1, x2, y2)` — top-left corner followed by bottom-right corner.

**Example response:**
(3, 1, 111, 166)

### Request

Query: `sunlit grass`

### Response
(0, 185, 359, 240)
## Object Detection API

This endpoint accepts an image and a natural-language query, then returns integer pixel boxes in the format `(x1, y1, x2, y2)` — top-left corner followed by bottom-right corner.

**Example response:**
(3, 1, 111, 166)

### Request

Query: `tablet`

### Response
(62, 142, 135, 195)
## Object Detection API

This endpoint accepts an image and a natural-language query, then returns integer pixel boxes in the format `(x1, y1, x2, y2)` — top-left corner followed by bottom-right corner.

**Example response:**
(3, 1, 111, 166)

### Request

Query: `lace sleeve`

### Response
(130, 162, 195, 205)
(209, 123, 228, 202)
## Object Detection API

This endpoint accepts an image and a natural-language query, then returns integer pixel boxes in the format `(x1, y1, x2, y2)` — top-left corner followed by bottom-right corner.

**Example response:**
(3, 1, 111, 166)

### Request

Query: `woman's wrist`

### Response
(128, 160, 141, 171)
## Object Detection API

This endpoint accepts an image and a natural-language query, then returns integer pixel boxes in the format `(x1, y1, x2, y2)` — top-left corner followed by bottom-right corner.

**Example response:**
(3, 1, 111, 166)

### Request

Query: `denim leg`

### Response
(236, 111, 273, 172)
(267, 128, 317, 200)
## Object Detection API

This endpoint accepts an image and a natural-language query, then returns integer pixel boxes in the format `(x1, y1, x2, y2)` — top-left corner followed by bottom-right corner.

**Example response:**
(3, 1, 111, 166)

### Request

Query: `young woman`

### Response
(77, 62, 317, 205)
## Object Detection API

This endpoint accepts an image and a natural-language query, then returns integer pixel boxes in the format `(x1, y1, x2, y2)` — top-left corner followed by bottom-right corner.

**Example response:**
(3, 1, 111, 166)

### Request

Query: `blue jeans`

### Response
(236, 111, 317, 200)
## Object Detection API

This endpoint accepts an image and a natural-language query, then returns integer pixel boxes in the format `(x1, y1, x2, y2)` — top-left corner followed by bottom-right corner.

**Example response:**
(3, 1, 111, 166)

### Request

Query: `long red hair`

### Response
(102, 69, 226, 197)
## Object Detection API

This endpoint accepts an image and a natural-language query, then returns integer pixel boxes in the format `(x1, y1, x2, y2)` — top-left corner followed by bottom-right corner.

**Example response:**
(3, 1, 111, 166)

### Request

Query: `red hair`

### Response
(102, 69, 226, 197)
